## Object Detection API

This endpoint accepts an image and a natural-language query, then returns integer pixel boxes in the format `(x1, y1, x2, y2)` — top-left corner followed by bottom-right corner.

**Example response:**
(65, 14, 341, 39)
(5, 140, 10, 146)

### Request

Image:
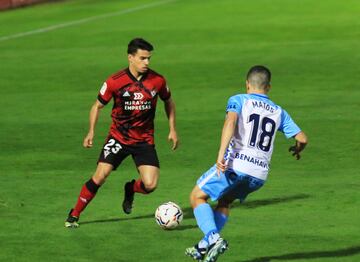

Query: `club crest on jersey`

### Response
(123, 91, 130, 97)
(104, 150, 111, 158)
(134, 92, 144, 100)
(151, 90, 157, 97)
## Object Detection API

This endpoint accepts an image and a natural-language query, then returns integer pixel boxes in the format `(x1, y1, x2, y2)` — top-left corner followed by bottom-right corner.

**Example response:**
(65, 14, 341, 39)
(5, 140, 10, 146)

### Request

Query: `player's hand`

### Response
(216, 158, 227, 177)
(289, 143, 301, 160)
(168, 130, 179, 150)
(83, 132, 94, 148)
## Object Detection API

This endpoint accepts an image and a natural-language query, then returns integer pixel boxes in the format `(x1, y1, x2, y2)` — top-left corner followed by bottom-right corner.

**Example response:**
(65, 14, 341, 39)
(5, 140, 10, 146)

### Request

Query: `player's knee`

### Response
(92, 175, 106, 185)
(189, 194, 196, 208)
(93, 171, 110, 185)
(189, 191, 200, 208)
(93, 163, 113, 185)
(190, 186, 208, 208)
(143, 181, 157, 193)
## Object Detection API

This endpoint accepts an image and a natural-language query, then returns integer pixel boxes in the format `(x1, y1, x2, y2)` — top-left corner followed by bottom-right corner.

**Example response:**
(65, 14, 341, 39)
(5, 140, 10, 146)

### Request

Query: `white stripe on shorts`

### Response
(198, 169, 217, 188)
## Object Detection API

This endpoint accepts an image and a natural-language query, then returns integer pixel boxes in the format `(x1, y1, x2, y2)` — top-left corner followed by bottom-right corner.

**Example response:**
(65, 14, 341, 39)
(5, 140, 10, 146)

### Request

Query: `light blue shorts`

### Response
(196, 165, 265, 201)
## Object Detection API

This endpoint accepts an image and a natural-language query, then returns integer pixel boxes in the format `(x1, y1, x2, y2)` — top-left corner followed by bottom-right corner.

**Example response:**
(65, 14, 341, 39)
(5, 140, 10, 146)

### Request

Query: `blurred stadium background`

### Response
(0, 0, 53, 10)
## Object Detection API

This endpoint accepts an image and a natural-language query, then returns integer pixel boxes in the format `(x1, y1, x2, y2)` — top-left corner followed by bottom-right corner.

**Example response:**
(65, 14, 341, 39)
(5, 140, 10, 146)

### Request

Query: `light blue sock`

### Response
(194, 203, 218, 237)
(214, 210, 228, 232)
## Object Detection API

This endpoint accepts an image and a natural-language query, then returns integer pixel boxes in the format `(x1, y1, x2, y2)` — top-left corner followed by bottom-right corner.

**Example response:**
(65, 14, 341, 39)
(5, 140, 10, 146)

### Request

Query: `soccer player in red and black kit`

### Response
(65, 38, 179, 228)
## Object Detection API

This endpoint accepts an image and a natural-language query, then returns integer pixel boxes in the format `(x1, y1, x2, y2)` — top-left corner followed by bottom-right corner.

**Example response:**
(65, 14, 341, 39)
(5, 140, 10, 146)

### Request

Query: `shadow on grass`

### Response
(182, 193, 310, 219)
(81, 214, 154, 225)
(172, 225, 198, 231)
(81, 193, 310, 227)
(241, 245, 360, 261)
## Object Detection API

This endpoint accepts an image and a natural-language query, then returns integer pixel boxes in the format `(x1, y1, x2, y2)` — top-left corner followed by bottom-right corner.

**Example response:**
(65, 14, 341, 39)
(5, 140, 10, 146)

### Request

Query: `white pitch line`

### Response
(0, 0, 176, 42)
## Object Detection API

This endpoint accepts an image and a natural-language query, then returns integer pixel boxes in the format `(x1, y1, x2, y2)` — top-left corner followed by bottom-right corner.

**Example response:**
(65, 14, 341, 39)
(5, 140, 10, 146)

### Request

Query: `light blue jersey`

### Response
(225, 93, 300, 180)
(197, 93, 301, 201)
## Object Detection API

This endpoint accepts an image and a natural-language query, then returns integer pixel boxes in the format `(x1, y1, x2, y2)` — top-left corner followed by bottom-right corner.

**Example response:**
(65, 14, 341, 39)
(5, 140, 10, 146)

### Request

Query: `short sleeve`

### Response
(159, 79, 171, 101)
(226, 96, 242, 114)
(97, 81, 113, 105)
(278, 109, 301, 138)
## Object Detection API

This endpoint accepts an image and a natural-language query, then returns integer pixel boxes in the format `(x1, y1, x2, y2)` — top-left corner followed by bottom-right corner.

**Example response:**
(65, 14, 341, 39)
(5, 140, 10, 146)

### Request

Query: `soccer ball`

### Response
(155, 202, 183, 229)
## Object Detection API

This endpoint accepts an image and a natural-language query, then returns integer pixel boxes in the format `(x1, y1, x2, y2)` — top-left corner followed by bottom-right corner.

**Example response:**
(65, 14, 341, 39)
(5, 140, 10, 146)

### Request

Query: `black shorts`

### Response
(98, 136, 160, 170)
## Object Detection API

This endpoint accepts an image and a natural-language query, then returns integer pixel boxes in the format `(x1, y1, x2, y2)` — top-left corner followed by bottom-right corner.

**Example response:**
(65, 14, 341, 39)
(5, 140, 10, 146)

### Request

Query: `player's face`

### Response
(128, 49, 152, 74)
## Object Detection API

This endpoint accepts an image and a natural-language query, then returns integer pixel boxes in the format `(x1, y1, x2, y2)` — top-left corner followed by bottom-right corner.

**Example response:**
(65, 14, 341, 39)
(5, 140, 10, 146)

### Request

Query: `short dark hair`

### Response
(127, 38, 154, 54)
(247, 65, 271, 89)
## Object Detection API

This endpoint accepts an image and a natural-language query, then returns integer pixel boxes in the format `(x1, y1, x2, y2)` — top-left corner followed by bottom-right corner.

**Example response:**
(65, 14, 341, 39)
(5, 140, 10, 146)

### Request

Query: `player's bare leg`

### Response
(122, 165, 159, 214)
(190, 185, 208, 208)
(138, 165, 159, 192)
(92, 162, 114, 185)
(65, 163, 113, 228)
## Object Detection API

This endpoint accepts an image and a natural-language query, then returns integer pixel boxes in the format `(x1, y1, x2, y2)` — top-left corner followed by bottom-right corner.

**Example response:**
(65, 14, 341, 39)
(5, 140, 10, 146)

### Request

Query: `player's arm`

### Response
(216, 112, 238, 175)
(83, 100, 105, 148)
(289, 131, 308, 160)
(164, 97, 179, 150)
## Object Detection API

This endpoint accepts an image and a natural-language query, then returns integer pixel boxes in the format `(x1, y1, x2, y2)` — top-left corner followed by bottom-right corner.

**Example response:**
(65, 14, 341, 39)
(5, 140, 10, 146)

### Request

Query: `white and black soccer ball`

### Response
(155, 202, 183, 229)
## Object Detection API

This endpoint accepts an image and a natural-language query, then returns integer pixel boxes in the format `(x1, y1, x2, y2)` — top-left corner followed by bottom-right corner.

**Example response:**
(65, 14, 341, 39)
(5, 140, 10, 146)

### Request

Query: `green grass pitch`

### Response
(0, 0, 360, 261)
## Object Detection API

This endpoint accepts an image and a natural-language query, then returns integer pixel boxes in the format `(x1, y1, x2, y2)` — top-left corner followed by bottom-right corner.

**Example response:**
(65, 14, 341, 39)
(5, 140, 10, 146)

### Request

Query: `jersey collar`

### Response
(126, 67, 148, 82)
(250, 93, 269, 98)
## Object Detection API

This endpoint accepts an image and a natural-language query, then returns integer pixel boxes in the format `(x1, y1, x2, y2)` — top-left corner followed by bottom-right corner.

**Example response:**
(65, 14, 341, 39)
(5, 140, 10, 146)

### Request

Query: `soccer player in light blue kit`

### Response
(185, 65, 308, 262)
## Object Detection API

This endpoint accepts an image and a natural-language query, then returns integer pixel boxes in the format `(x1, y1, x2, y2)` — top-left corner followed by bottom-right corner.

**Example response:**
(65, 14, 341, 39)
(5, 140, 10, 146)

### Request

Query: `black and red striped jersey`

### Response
(98, 68, 171, 145)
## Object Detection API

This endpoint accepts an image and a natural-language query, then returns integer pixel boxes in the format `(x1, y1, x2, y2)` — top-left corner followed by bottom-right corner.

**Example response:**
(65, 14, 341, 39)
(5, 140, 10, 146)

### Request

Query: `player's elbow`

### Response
(94, 100, 105, 110)
(303, 137, 308, 145)
(296, 131, 308, 145)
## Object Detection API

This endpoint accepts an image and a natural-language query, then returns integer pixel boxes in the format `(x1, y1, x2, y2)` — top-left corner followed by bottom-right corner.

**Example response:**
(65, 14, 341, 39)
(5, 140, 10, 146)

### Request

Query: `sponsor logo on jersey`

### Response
(234, 153, 269, 169)
(80, 197, 88, 203)
(100, 82, 107, 95)
(123, 91, 130, 97)
(227, 104, 237, 110)
(104, 150, 111, 158)
(134, 92, 144, 100)
(124, 100, 151, 111)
